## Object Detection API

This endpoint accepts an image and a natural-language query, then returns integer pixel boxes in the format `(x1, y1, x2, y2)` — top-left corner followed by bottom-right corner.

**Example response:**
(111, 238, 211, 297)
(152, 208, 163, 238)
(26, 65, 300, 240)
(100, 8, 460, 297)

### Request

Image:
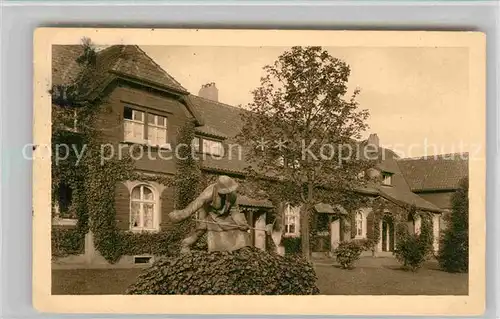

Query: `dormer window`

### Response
(123, 106, 170, 148)
(192, 137, 224, 157)
(203, 139, 224, 156)
(382, 172, 393, 186)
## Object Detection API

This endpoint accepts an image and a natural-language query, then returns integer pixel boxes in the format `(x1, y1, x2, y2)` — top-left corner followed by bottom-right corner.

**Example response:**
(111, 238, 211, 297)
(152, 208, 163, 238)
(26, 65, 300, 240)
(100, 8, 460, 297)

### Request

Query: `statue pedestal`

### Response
(207, 229, 251, 252)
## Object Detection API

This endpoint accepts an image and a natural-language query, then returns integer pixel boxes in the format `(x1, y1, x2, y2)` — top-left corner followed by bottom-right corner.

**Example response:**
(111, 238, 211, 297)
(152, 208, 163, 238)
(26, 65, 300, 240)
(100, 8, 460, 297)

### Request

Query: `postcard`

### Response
(33, 28, 485, 315)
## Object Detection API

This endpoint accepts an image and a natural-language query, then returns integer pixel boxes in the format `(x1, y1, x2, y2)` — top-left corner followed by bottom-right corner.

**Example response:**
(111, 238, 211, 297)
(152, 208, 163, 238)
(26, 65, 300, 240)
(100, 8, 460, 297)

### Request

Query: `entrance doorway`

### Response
(381, 218, 395, 252)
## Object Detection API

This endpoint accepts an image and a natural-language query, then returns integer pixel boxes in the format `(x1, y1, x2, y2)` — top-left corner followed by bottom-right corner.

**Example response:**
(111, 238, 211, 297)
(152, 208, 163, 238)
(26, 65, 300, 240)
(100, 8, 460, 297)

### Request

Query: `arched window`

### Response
(355, 212, 363, 237)
(130, 184, 158, 231)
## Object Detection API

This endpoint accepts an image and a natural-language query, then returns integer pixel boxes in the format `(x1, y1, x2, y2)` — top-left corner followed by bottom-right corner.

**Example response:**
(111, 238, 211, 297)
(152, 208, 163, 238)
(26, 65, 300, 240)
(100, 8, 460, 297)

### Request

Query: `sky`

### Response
(141, 45, 473, 158)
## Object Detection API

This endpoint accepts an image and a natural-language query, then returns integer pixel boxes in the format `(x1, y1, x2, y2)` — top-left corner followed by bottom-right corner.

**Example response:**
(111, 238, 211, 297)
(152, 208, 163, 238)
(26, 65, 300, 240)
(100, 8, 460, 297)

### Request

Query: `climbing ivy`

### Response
(51, 227, 85, 257)
(51, 39, 196, 262)
(363, 198, 434, 257)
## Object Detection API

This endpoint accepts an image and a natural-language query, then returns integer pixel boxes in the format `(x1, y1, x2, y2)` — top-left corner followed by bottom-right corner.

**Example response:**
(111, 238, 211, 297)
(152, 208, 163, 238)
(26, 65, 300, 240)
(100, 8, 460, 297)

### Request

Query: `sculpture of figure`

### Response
(169, 175, 252, 253)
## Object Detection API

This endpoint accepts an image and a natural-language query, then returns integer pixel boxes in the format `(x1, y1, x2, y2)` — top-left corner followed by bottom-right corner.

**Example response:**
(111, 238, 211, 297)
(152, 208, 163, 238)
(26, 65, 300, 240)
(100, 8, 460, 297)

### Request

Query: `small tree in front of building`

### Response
(438, 177, 469, 273)
(237, 46, 374, 260)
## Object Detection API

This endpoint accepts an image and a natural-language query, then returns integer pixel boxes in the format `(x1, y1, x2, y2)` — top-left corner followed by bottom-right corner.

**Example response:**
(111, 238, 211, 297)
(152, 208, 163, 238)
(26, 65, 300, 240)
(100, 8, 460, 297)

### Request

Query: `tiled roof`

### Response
(238, 195, 273, 208)
(189, 95, 254, 174)
(397, 153, 469, 191)
(188, 96, 443, 212)
(111, 46, 188, 94)
(52, 45, 187, 95)
(314, 203, 348, 215)
(195, 125, 228, 139)
(52, 45, 85, 86)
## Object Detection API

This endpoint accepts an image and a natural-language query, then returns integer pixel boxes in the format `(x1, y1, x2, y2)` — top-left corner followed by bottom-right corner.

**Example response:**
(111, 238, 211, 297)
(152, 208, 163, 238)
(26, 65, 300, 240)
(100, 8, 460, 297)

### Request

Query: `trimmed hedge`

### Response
(52, 227, 85, 257)
(282, 237, 302, 255)
(126, 246, 319, 295)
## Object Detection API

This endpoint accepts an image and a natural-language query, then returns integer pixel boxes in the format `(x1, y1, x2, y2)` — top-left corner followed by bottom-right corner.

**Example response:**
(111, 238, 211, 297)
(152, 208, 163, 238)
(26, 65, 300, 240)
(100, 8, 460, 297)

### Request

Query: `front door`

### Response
(381, 219, 395, 252)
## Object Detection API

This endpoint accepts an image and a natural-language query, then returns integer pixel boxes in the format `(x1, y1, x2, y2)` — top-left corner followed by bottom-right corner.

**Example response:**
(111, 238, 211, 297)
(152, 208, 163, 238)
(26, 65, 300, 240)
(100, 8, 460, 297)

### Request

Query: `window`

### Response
(382, 172, 392, 186)
(277, 156, 300, 168)
(355, 212, 363, 237)
(124, 107, 169, 147)
(192, 137, 200, 152)
(284, 204, 300, 235)
(53, 183, 76, 220)
(124, 107, 145, 143)
(130, 184, 158, 231)
(202, 139, 224, 156)
(147, 113, 167, 146)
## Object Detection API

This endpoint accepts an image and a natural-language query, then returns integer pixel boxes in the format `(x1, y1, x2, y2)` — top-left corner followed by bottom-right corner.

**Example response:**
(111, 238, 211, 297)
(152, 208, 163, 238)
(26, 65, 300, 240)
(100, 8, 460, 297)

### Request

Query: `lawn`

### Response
(314, 264, 468, 295)
(52, 258, 468, 295)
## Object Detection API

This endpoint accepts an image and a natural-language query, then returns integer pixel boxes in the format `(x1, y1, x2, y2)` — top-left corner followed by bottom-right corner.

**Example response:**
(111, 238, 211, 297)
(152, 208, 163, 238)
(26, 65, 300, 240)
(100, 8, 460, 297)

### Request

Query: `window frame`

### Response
(123, 105, 171, 149)
(129, 184, 160, 232)
(284, 204, 300, 236)
(124, 108, 146, 143)
(146, 112, 168, 147)
(355, 211, 364, 238)
(200, 137, 224, 157)
(381, 172, 393, 186)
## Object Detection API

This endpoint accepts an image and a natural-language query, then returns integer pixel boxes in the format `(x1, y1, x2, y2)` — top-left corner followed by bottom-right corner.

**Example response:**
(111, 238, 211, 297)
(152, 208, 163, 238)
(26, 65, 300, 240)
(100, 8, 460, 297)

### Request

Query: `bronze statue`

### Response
(169, 175, 252, 253)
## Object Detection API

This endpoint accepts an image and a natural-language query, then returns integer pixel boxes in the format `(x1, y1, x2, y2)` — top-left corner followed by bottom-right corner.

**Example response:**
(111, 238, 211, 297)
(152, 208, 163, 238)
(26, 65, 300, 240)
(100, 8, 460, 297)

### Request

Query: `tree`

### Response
(237, 46, 373, 260)
(438, 177, 469, 272)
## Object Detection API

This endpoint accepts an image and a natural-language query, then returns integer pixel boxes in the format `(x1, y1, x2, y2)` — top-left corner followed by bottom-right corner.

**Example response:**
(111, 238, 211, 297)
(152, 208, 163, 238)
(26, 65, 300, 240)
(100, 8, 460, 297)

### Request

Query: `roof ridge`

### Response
(397, 152, 469, 161)
(191, 94, 248, 112)
(134, 45, 187, 92)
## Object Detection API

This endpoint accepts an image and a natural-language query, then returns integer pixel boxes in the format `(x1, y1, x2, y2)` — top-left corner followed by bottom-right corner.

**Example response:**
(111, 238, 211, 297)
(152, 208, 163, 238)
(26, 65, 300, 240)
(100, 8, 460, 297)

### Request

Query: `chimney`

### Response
(367, 133, 379, 149)
(198, 82, 218, 102)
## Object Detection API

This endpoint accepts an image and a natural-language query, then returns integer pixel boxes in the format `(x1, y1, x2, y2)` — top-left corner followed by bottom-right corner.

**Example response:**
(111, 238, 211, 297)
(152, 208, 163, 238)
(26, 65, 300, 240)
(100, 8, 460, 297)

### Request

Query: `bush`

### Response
(282, 237, 301, 255)
(52, 227, 85, 257)
(334, 241, 363, 269)
(394, 233, 427, 271)
(438, 177, 468, 273)
(126, 246, 319, 295)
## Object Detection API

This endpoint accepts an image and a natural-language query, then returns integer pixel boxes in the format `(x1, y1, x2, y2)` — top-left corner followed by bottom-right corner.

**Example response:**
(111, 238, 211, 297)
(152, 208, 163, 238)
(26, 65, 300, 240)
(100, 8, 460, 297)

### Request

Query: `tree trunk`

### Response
(301, 181, 314, 261)
(301, 205, 311, 261)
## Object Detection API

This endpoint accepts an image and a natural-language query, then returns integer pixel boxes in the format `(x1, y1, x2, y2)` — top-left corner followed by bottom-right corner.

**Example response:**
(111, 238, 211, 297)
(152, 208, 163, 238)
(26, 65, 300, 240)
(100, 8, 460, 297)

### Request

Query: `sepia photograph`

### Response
(32, 29, 485, 315)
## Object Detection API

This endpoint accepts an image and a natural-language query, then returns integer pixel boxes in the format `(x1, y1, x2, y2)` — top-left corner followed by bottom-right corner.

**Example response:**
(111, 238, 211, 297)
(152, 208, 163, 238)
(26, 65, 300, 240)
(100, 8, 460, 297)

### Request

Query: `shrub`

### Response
(126, 246, 319, 295)
(438, 177, 469, 273)
(52, 227, 85, 257)
(394, 233, 427, 271)
(334, 241, 363, 269)
(282, 237, 302, 255)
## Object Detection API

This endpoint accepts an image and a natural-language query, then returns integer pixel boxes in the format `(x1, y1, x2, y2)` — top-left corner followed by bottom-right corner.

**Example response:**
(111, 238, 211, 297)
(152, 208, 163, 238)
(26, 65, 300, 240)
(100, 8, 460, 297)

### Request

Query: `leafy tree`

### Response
(438, 177, 469, 272)
(237, 46, 373, 259)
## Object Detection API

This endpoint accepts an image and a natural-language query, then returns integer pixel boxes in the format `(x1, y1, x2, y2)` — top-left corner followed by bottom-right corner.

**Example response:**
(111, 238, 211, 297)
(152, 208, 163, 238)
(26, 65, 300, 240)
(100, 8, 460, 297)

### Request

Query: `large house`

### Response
(51, 45, 468, 266)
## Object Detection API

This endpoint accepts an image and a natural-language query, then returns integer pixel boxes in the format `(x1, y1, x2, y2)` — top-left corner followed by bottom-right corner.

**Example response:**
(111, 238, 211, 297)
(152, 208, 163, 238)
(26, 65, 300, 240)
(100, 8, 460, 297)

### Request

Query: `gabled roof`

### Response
(110, 45, 188, 94)
(53, 45, 187, 94)
(397, 153, 469, 192)
(357, 156, 443, 213)
(52, 45, 203, 124)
